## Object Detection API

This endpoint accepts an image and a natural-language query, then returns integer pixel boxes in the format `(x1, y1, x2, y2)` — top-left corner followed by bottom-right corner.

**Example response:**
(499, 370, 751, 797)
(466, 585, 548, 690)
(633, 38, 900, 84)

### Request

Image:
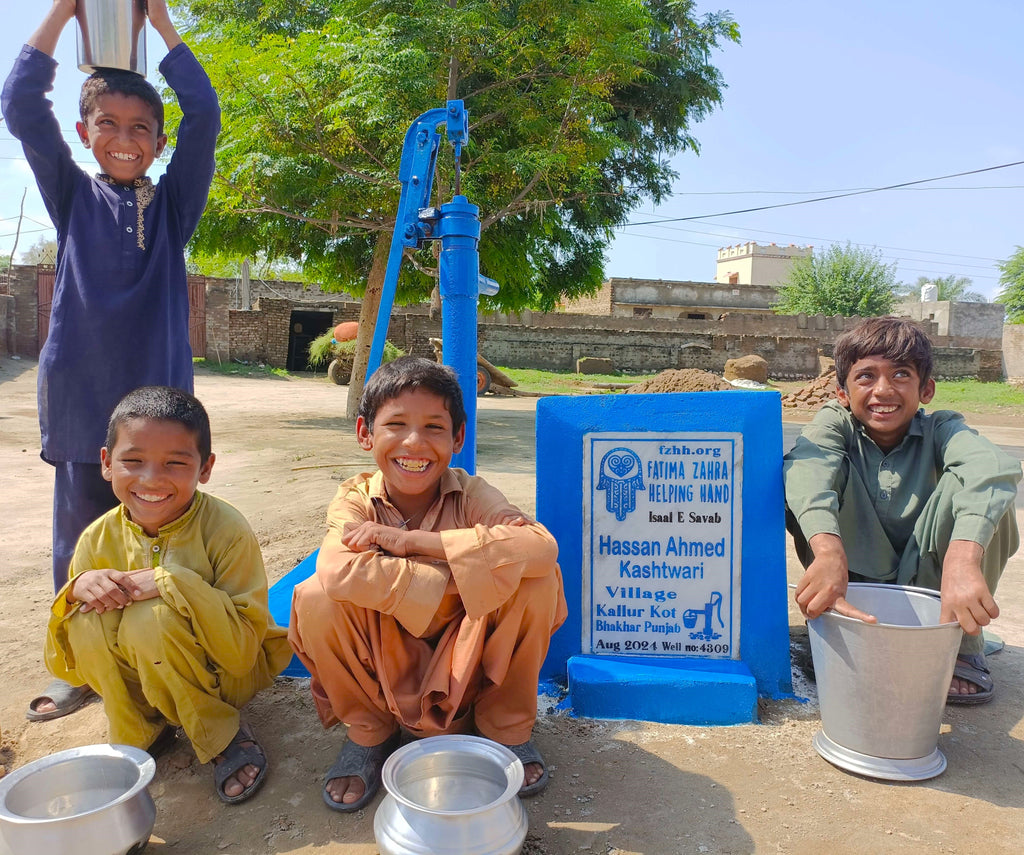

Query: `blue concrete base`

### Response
(268, 549, 318, 678)
(567, 654, 758, 725)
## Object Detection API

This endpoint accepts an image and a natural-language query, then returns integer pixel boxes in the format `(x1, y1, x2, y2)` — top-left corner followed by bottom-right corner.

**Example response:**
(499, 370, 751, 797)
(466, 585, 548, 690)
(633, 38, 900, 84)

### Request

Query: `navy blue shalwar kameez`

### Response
(2, 44, 220, 591)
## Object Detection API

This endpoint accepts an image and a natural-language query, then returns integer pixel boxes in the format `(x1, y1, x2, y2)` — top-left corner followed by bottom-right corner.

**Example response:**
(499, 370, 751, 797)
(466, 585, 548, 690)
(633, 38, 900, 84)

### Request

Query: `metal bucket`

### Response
(374, 735, 528, 855)
(807, 583, 962, 781)
(76, 0, 147, 76)
(0, 744, 156, 855)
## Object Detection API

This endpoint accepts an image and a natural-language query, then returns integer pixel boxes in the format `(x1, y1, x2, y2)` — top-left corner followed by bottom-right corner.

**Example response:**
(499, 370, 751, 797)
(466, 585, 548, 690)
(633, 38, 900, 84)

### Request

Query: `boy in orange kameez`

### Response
(289, 357, 567, 812)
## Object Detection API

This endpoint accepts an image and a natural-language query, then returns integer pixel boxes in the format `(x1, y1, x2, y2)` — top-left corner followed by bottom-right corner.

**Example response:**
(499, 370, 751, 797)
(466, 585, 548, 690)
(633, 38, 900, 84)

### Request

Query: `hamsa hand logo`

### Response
(597, 448, 644, 521)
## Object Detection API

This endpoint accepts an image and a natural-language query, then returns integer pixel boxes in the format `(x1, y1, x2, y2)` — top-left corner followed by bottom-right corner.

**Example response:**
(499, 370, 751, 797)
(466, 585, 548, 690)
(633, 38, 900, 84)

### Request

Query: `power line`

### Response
(622, 160, 1024, 227)
(670, 185, 1024, 196)
(621, 216, 1004, 266)
(611, 228, 1001, 282)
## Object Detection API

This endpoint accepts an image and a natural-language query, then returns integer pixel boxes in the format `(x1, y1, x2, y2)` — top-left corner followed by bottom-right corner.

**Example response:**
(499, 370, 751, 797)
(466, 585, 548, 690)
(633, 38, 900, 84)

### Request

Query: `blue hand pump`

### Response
(364, 100, 490, 474)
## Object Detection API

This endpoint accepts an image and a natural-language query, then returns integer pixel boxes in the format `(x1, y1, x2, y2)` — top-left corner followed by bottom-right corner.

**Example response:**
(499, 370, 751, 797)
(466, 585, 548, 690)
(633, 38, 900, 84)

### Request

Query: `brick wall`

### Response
(1002, 325, 1024, 381)
(9, 266, 38, 357)
(0, 294, 12, 357)
(4, 265, 1012, 381)
(204, 280, 231, 363)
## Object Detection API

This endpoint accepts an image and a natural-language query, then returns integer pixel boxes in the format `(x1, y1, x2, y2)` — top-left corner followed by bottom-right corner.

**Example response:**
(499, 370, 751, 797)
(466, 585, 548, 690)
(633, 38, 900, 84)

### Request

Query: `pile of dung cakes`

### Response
(625, 368, 733, 394)
(780, 368, 838, 409)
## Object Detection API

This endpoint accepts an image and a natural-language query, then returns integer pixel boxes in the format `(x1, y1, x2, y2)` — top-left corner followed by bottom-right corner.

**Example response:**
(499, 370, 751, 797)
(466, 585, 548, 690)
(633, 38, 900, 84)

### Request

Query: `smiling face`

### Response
(76, 93, 167, 184)
(837, 355, 935, 451)
(101, 417, 215, 536)
(356, 388, 465, 512)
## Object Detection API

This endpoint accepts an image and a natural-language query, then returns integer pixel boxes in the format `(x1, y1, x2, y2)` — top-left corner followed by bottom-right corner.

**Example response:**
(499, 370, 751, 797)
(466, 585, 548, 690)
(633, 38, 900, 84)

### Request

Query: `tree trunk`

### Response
(345, 232, 394, 419)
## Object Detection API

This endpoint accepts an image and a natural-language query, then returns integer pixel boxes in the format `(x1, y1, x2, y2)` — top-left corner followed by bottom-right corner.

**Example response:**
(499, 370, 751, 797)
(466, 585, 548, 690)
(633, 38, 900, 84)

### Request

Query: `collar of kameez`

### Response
(852, 406, 926, 451)
(95, 174, 155, 250)
(120, 490, 206, 537)
(368, 468, 464, 505)
(96, 174, 153, 190)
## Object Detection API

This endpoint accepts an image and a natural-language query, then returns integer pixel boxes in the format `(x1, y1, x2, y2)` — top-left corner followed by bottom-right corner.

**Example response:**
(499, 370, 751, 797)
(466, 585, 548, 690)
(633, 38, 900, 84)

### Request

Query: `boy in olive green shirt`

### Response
(784, 317, 1020, 704)
(46, 387, 292, 802)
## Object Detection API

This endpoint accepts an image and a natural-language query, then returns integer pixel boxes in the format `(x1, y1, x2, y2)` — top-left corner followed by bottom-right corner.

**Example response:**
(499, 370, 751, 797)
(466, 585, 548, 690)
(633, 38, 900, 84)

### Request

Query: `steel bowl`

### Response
(0, 744, 156, 855)
(374, 735, 528, 855)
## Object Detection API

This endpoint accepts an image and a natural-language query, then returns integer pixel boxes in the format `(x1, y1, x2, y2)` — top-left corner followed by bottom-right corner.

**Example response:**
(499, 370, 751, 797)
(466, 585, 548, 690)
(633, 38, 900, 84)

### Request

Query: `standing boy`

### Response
(46, 386, 293, 803)
(784, 316, 1020, 703)
(289, 357, 568, 811)
(2, 0, 220, 720)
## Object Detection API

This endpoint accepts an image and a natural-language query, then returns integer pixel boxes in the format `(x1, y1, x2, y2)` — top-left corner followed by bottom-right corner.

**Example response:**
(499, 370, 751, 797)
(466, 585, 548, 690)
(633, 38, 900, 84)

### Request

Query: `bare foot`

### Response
(523, 761, 544, 789)
(325, 774, 365, 805)
(33, 699, 57, 715)
(949, 673, 981, 697)
(216, 750, 260, 799)
(213, 728, 266, 802)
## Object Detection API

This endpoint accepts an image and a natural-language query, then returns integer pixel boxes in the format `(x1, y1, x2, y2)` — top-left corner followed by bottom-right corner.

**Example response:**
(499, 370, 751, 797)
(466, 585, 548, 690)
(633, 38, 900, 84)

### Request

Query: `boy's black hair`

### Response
(105, 386, 212, 462)
(358, 356, 467, 434)
(834, 316, 934, 390)
(80, 69, 165, 136)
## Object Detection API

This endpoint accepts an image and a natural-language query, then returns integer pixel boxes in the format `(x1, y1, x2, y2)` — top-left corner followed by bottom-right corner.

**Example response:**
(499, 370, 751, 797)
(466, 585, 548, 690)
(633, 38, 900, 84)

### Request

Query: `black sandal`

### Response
(322, 732, 401, 813)
(213, 722, 268, 804)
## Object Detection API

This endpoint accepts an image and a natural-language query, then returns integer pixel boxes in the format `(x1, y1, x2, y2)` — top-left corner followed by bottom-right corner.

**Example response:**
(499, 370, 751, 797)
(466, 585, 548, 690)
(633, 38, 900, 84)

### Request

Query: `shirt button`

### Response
(127, 200, 134, 207)
(880, 491, 889, 499)
(152, 545, 160, 553)
(127, 226, 133, 233)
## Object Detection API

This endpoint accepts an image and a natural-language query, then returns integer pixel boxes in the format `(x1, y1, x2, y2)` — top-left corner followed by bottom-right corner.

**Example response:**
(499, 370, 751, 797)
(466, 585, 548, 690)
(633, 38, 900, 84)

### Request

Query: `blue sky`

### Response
(2, 1, 1022, 299)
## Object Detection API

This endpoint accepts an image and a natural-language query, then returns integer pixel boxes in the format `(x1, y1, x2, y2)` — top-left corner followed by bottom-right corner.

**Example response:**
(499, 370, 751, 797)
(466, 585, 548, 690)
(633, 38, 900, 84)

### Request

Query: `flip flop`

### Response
(145, 724, 179, 760)
(213, 722, 269, 804)
(25, 679, 97, 722)
(322, 732, 401, 813)
(503, 739, 550, 797)
(947, 652, 995, 705)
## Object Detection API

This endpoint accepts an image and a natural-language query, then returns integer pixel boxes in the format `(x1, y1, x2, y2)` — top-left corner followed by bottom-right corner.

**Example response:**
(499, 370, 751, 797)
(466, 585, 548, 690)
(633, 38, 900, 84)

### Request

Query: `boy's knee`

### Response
(505, 573, 562, 622)
(117, 599, 187, 654)
(66, 608, 111, 649)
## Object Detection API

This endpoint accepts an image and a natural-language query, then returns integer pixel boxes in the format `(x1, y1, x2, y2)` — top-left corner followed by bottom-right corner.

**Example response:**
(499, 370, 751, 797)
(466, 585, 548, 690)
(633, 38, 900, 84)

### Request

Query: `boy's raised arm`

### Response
(26, 0, 76, 58)
(146, 0, 183, 51)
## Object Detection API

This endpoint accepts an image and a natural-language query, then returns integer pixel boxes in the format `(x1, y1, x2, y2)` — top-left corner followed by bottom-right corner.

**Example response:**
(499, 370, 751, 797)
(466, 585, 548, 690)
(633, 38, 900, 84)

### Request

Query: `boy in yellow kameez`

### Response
(289, 357, 567, 812)
(45, 386, 292, 803)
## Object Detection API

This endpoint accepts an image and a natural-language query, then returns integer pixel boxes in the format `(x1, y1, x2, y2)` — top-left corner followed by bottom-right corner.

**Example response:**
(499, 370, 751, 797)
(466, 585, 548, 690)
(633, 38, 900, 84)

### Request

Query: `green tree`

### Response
(995, 246, 1024, 323)
(897, 274, 985, 303)
(172, 0, 739, 412)
(186, 250, 307, 282)
(19, 236, 58, 266)
(773, 243, 898, 317)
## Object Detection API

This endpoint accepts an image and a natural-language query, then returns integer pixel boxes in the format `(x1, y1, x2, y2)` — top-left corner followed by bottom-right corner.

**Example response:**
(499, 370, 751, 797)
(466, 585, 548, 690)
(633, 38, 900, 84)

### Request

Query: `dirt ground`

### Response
(2, 357, 1024, 855)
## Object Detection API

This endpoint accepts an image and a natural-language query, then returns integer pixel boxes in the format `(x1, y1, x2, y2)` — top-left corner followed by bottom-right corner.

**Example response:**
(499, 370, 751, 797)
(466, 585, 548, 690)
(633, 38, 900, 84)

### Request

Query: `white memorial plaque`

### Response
(582, 432, 742, 659)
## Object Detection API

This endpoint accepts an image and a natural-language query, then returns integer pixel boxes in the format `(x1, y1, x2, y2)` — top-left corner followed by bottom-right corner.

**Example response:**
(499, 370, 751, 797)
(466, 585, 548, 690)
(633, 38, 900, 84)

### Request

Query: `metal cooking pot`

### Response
(0, 744, 156, 855)
(76, 0, 147, 76)
(374, 735, 528, 855)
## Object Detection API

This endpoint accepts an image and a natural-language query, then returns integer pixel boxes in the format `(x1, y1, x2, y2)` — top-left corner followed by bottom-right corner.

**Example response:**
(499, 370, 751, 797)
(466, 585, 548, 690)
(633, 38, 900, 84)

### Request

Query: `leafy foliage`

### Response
(19, 236, 58, 265)
(995, 246, 1024, 323)
(897, 274, 985, 303)
(186, 250, 307, 281)
(772, 243, 898, 317)
(170, 0, 739, 311)
(307, 329, 403, 368)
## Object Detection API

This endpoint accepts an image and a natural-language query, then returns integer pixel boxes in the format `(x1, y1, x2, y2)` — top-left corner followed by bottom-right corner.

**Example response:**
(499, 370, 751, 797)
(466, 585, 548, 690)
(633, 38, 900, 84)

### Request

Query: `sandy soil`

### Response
(2, 357, 1024, 855)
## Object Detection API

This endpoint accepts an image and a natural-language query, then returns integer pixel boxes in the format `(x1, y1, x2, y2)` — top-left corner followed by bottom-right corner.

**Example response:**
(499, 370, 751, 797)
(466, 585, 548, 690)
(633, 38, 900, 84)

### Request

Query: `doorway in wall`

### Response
(287, 310, 334, 371)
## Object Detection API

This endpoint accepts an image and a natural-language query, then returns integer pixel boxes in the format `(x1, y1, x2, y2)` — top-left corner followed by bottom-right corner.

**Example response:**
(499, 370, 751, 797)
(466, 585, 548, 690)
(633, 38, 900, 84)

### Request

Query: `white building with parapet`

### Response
(716, 242, 813, 287)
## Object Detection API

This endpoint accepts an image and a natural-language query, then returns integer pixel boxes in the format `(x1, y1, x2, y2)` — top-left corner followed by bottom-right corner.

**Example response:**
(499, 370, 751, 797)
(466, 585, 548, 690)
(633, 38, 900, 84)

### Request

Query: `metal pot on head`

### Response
(76, 0, 147, 76)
